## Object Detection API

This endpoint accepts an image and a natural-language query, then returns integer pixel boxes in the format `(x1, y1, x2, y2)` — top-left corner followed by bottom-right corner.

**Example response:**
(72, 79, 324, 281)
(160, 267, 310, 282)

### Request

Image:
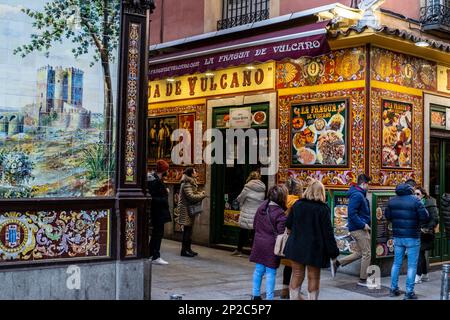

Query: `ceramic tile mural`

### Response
(0, 209, 110, 262)
(276, 47, 366, 88)
(148, 104, 207, 184)
(0, 0, 119, 198)
(371, 47, 437, 90)
(370, 88, 423, 187)
(278, 88, 366, 188)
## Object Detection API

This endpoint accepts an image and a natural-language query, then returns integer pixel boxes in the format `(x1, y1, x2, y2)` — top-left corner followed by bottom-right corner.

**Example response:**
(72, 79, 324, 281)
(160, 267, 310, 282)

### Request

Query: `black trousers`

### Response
(417, 250, 428, 276)
(182, 225, 193, 251)
(283, 265, 292, 286)
(237, 228, 255, 252)
(149, 223, 165, 260)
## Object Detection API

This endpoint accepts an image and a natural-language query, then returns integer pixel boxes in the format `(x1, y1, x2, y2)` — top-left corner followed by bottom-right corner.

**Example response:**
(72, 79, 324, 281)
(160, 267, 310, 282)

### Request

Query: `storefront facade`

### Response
(148, 7, 450, 268)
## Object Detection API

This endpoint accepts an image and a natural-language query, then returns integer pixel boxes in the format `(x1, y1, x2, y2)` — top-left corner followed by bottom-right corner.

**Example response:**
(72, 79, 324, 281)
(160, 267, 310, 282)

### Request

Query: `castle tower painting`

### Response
(0, 0, 119, 199)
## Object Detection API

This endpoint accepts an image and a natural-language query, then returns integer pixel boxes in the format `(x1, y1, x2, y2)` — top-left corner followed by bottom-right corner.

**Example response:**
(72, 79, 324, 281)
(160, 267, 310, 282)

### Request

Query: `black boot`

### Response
(181, 242, 195, 257)
(181, 250, 195, 257)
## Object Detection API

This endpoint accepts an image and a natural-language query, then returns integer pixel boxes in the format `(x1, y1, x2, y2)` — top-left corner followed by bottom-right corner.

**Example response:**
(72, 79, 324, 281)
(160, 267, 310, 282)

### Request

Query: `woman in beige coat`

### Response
(178, 167, 206, 257)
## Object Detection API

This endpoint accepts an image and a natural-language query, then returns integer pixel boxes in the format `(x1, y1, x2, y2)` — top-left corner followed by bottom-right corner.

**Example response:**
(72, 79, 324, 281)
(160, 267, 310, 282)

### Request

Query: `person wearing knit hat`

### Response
(148, 159, 171, 265)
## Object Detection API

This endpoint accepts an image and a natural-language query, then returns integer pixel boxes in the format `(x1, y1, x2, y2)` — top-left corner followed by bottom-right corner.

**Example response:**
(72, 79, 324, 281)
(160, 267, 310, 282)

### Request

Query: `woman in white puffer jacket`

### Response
(231, 171, 266, 256)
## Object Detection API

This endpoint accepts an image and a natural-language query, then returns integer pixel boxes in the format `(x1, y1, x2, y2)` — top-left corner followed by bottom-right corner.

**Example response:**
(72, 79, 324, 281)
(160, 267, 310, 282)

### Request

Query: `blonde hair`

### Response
(246, 171, 261, 183)
(303, 180, 326, 203)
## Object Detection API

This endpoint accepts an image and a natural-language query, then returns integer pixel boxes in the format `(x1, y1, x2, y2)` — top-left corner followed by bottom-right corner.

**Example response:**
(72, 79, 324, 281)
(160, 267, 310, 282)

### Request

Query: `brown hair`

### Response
(246, 171, 261, 184)
(303, 180, 326, 203)
(415, 186, 429, 199)
(267, 184, 288, 210)
(285, 177, 303, 196)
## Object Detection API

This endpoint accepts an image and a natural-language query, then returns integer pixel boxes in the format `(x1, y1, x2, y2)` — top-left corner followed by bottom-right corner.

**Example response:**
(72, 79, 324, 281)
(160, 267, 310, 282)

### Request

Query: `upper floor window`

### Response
(420, 0, 450, 30)
(217, 0, 270, 30)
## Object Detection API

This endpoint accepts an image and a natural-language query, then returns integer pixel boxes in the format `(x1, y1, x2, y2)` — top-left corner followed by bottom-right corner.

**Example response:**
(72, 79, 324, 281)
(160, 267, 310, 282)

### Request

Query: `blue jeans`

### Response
(253, 263, 277, 300)
(391, 237, 420, 294)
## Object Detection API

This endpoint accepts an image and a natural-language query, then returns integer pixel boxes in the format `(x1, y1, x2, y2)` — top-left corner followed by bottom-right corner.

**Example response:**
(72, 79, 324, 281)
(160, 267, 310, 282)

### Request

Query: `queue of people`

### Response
(147, 160, 447, 300)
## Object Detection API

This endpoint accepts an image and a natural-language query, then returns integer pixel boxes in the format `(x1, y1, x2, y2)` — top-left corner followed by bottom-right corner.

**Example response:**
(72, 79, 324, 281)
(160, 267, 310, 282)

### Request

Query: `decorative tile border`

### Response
(125, 23, 141, 184)
(125, 208, 137, 257)
(0, 209, 110, 263)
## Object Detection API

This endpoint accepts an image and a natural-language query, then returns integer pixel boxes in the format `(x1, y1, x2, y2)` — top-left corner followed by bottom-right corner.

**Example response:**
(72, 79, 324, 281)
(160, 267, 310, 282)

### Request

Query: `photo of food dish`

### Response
(376, 207, 383, 220)
(316, 131, 345, 165)
(328, 114, 345, 132)
(223, 210, 240, 227)
(335, 227, 349, 237)
(252, 111, 266, 125)
(334, 205, 348, 218)
(296, 147, 316, 165)
(292, 117, 305, 130)
(376, 244, 387, 257)
(292, 128, 316, 150)
(314, 118, 327, 132)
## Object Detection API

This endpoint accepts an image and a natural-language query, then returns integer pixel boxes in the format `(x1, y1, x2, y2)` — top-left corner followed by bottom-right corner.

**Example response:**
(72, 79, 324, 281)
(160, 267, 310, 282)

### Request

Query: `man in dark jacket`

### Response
(385, 183, 429, 300)
(333, 174, 372, 287)
(442, 193, 450, 239)
(148, 160, 172, 265)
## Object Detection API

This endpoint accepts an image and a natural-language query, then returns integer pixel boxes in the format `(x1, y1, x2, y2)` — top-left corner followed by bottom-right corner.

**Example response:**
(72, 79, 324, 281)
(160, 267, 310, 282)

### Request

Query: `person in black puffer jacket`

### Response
(148, 160, 172, 265)
(442, 193, 450, 239)
(385, 183, 429, 300)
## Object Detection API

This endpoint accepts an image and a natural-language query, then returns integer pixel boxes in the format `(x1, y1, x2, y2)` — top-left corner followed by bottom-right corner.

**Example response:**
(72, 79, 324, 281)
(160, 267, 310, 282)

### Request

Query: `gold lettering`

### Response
(175, 81, 182, 95)
(230, 72, 239, 88)
(153, 84, 160, 98)
(200, 77, 208, 92)
(188, 77, 198, 96)
(210, 77, 217, 91)
(243, 70, 252, 87)
(255, 69, 264, 85)
(220, 74, 228, 89)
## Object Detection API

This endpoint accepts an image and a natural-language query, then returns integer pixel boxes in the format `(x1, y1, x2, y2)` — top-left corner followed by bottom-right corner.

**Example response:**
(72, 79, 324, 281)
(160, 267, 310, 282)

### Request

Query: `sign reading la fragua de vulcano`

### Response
(148, 62, 275, 103)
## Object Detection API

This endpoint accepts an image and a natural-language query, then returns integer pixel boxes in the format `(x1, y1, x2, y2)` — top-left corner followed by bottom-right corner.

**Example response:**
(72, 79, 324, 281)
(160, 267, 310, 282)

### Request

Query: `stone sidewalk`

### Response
(151, 240, 443, 300)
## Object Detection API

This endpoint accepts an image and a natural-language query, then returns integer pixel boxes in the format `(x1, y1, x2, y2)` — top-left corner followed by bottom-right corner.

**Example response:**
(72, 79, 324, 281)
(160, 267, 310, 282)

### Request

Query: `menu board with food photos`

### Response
(381, 100, 413, 169)
(372, 193, 396, 259)
(291, 100, 348, 167)
(332, 192, 357, 255)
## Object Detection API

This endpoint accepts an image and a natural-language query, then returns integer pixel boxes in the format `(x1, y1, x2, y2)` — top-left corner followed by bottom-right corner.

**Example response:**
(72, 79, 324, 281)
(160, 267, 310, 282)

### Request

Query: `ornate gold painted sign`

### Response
(148, 62, 275, 103)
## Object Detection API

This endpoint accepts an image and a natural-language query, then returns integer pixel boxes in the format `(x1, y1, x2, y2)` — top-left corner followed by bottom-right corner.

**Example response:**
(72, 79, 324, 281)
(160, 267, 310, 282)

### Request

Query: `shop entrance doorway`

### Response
(210, 104, 269, 249)
(429, 136, 450, 263)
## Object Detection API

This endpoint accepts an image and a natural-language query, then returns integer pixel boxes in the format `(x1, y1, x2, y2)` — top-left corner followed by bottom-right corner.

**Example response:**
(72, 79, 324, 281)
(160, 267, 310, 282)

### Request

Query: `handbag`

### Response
(266, 207, 289, 257)
(188, 201, 203, 217)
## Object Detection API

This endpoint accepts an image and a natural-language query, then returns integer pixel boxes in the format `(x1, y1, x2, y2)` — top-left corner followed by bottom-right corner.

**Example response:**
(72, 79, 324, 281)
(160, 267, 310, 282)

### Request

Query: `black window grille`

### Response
(217, 0, 270, 30)
(420, 0, 450, 28)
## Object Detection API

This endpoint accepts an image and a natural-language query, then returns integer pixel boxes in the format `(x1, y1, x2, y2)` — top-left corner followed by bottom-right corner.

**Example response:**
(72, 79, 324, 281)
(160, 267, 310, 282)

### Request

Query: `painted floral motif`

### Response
(371, 47, 437, 90)
(276, 47, 366, 88)
(148, 104, 207, 184)
(0, 210, 110, 262)
(370, 88, 423, 187)
(125, 209, 136, 257)
(278, 88, 366, 188)
(125, 23, 141, 183)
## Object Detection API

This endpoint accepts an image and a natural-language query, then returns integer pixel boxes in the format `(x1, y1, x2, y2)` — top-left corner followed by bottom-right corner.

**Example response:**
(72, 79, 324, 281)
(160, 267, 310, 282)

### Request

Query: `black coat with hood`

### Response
(148, 172, 172, 225)
(442, 193, 450, 237)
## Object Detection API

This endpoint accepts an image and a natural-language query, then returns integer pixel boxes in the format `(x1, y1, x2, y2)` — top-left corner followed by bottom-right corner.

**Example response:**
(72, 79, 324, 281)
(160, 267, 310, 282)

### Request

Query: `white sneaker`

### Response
(421, 274, 429, 282)
(414, 275, 422, 284)
(152, 257, 169, 265)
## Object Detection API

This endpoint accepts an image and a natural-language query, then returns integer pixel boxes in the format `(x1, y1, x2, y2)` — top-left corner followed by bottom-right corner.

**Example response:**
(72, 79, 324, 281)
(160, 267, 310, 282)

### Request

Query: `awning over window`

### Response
(149, 21, 330, 80)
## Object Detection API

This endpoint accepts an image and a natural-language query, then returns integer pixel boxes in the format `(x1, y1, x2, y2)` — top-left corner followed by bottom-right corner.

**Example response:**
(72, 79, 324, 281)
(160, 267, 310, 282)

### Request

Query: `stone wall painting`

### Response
(370, 88, 423, 187)
(276, 47, 366, 88)
(278, 88, 366, 189)
(371, 47, 437, 91)
(148, 104, 207, 184)
(0, 0, 119, 198)
(0, 209, 110, 262)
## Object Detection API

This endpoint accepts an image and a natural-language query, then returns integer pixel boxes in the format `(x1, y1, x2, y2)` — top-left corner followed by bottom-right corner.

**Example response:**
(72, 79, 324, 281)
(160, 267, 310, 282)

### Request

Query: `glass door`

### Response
(429, 137, 450, 262)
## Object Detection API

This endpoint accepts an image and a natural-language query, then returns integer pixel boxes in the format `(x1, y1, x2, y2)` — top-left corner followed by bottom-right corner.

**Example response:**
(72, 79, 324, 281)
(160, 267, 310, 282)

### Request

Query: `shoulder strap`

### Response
(265, 206, 277, 236)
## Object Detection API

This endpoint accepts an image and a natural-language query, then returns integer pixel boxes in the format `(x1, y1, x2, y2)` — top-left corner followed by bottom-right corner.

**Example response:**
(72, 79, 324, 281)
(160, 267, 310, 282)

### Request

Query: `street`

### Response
(151, 240, 442, 300)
